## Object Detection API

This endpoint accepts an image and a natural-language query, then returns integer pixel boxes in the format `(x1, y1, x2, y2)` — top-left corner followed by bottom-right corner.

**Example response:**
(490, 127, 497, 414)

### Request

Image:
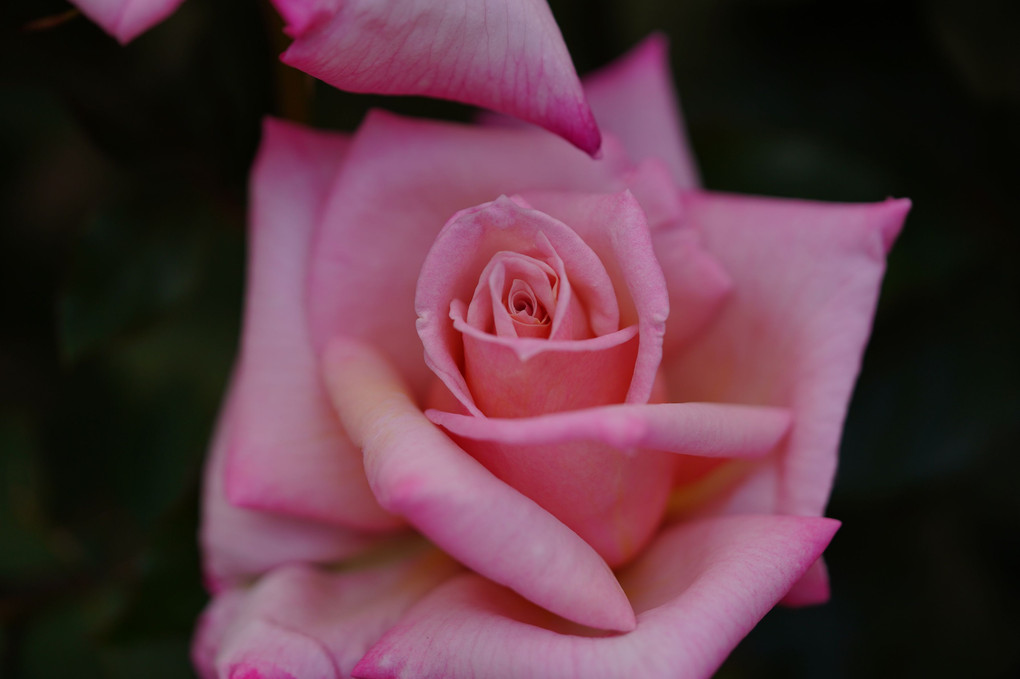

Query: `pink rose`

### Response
(193, 36, 909, 678)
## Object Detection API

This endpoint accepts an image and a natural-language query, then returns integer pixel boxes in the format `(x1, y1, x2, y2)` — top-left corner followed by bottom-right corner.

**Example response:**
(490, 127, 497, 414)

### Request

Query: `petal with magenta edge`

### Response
(70, 0, 185, 44)
(353, 515, 839, 679)
(273, 0, 601, 154)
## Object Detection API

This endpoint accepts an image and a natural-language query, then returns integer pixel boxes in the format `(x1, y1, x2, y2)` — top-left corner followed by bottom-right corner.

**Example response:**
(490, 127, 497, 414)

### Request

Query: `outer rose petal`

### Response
(70, 0, 185, 44)
(583, 35, 700, 188)
(322, 337, 637, 633)
(353, 515, 839, 679)
(227, 119, 399, 531)
(665, 192, 910, 519)
(306, 111, 630, 397)
(272, 0, 601, 154)
(192, 550, 461, 679)
(202, 370, 385, 593)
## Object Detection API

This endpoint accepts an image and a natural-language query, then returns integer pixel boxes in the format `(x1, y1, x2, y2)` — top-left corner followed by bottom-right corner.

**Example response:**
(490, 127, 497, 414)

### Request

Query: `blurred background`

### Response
(1, 0, 1017, 676)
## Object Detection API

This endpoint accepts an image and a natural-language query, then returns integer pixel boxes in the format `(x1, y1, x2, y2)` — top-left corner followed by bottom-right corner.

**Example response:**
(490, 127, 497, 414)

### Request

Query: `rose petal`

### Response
(426, 402, 789, 566)
(201, 369, 390, 593)
(782, 557, 831, 606)
(455, 308, 639, 418)
(226, 118, 398, 531)
(427, 401, 790, 460)
(353, 515, 839, 679)
(272, 0, 601, 154)
(666, 192, 910, 519)
(651, 226, 733, 356)
(307, 111, 630, 401)
(70, 0, 185, 43)
(192, 549, 460, 679)
(416, 195, 623, 416)
(583, 34, 700, 188)
(322, 337, 637, 633)
(520, 190, 669, 405)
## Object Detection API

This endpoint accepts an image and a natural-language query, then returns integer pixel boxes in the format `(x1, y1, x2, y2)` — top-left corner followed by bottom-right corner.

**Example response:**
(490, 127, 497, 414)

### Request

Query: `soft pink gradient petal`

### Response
(321, 337, 636, 632)
(665, 192, 910, 521)
(307, 112, 629, 402)
(226, 118, 398, 531)
(427, 402, 790, 460)
(70, 0, 185, 43)
(583, 35, 700, 188)
(192, 551, 460, 679)
(201, 371, 387, 594)
(353, 515, 839, 679)
(426, 401, 788, 566)
(272, 0, 601, 154)
(520, 191, 669, 405)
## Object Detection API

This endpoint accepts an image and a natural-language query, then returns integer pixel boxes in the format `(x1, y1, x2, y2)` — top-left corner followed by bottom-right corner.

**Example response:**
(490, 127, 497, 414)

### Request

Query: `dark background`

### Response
(1, 0, 1017, 677)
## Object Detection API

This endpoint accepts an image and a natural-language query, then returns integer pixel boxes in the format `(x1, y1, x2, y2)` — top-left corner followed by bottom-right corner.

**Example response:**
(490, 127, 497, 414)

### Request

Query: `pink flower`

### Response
(69, 0, 185, 44)
(270, 0, 600, 153)
(194, 36, 909, 679)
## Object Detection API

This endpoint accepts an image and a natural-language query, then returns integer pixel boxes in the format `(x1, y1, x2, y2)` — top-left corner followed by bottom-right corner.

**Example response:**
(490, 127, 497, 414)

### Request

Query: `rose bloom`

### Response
(70, 0, 599, 153)
(193, 37, 908, 679)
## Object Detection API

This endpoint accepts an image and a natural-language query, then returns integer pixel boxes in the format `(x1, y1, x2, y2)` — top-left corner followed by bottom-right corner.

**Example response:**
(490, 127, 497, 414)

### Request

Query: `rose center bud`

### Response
(417, 195, 674, 567)
(457, 240, 639, 419)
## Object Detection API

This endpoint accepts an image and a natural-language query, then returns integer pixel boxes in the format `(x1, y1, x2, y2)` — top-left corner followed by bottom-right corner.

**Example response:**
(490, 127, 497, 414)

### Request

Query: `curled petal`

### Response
(322, 337, 636, 632)
(272, 0, 601, 154)
(70, 0, 185, 43)
(354, 515, 839, 679)
(427, 401, 790, 460)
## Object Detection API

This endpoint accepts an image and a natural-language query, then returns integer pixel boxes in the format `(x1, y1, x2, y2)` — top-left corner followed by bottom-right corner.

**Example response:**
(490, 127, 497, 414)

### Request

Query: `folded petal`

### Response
(306, 111, 629, 398)
(427, 402, 787, 566)
(322, 337, 636, 632)
(192, 548, 460, 679)
(273, 0, 601, 154)
(227, 118, 398, 531)
(70, 0, 185, 43)
(428, 402, 790, 460)
(201, 370, 388, 593)
(354, 515, 839, 679)
(583, 35, 700, 188)
(665, 192, 910, 518)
